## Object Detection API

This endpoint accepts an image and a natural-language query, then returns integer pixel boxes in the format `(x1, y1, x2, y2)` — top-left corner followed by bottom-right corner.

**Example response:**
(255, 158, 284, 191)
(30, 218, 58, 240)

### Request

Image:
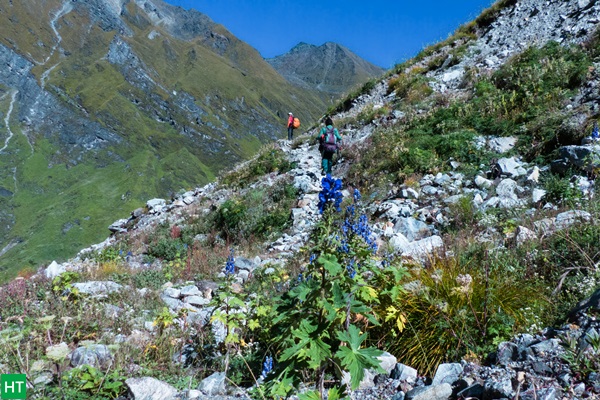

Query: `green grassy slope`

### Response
(0, 0, 331, 279)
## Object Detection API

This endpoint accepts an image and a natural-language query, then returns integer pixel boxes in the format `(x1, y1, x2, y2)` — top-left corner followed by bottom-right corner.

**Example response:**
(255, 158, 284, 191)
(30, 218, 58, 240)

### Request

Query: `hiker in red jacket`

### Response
(287, 112, 295, 141)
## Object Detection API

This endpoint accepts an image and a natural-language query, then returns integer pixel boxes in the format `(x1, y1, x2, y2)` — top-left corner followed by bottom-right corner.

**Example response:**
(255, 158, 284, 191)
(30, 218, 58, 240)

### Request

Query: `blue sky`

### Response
(164, 0, 495, 69)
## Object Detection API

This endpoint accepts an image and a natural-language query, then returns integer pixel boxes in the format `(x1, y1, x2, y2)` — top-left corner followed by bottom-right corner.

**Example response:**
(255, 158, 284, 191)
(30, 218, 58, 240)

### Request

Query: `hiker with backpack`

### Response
(317, 116, 342, 175)
(287, 112, 300, 141)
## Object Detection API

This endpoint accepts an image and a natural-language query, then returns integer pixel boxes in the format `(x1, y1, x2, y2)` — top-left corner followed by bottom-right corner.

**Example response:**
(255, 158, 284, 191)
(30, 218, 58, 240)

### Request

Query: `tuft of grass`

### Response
(387, 251, 549, 376)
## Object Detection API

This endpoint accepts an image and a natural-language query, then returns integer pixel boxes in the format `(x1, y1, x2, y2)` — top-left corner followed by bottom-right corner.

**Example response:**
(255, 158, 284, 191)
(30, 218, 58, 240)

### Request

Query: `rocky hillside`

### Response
(1, 0, 600, 399)
(267, 42, 385, 97)
(0, 0, 379, 278)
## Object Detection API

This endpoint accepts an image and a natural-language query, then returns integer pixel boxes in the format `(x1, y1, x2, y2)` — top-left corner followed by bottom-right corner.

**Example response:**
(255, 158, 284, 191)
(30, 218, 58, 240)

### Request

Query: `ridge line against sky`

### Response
(164, 0, 496, 69)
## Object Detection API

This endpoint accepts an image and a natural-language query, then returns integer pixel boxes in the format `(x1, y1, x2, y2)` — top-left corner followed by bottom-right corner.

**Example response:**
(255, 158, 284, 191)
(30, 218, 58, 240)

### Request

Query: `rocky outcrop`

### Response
(428, 0, 600, 92)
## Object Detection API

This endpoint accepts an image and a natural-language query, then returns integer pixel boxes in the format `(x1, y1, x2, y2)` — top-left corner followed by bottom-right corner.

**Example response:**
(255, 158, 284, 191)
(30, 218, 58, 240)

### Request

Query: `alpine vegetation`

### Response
(1, 0, 600, 399)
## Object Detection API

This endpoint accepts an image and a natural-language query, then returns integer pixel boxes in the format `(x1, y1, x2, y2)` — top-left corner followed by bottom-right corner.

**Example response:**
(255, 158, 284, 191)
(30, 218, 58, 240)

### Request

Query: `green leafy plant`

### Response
(560, 329, 600, 381)
(52, 271, 81, 302)
(60, 365, 126, 399)
(264, 186, 391, 398)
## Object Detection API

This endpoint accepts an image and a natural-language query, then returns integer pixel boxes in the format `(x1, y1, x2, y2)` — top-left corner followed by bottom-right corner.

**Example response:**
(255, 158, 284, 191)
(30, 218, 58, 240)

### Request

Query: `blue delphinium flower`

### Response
(353, 188, 361, 202)
(346, 259, 357, 278)
(225, 249, 235, 275)
(261, 356, 273, 379)
(318, 174, 343, 214)
(341, 208, 378, 254)
(593, 122, 599, 140)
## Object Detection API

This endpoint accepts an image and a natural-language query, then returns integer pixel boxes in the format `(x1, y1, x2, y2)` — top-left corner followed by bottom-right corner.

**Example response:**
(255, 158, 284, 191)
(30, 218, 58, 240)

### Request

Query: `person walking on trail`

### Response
(287, 112, 295, 141)
(317, 116, 342, 175)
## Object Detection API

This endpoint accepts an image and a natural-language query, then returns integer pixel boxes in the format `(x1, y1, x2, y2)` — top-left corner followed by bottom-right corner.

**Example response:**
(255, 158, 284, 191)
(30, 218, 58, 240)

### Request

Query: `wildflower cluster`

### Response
(337, 189, 378, 278)
(342, 209, 378, 254)
(317, 174, 343, 214)
(260, 356, 273, 379)
(225, 249, 235, 275)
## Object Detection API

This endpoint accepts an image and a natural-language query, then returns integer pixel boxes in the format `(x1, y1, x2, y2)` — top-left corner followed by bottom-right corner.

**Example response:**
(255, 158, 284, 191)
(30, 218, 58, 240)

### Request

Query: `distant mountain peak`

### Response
(268, 42, 384, 95)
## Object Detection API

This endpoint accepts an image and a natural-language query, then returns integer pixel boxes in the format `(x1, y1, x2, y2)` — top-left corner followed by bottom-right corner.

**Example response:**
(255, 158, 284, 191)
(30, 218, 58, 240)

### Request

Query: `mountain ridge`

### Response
(267, 41, 385, 96)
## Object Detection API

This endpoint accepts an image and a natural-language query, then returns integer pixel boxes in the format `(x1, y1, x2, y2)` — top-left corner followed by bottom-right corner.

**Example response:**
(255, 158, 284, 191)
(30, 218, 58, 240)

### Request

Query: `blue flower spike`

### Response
(261, 356, 273, 379)
(225, 249, 235, 275)
(317, 174, 343, 214)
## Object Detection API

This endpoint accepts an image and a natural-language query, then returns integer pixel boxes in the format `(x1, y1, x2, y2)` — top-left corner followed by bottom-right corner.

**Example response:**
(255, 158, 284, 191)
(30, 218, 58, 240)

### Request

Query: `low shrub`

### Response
(221, 145, 294, 188)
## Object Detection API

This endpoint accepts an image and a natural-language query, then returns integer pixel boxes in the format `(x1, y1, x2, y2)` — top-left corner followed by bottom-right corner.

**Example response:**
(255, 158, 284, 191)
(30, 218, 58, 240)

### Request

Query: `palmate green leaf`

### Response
(327, 386, 349, 400)
(226, 296, 247, 308)
(333, 282, 346, 308)
(280, 319, 331, 369)
(286, 280, 317, 304)
(298, 390, 321, 400)
(335, 325, 384, 390)
(318, 254, 343, 276)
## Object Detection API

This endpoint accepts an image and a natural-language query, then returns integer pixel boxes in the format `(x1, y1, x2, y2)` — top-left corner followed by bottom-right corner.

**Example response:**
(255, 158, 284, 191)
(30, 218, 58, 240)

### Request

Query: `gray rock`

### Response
(434, 173, 452, 186)
(198, 372, 226, 395)
(163, 287, 181, 299)
(484, 377, 514, 399)
(401, 187, 420, 199)
(32, 370, 54, 386)
(442, 69, 464, 82)
(474, 175, 493, 189)
(44, 261, 66, 279)
(557, 145, 596, 168)
(496, 179, 519, 200)
(497, 157, 526, 177)
(530, 339, 560, 356)
(104, 304, 123, 319)
(146, 198, 166, 212)
(515, 226, 537, 245)
(389, 233, 411, 252)
(443, 195, 464, 205)
(237, 270, 250, 282)
(235, 257, 258, 271)
(457, 383, 484, 399)
(294, 175, 319, 193)
(521, 387, 559, 400)
(532, 188, 546, 203)
(378, 351, 397, 375)
(70, 344, 112, 368)
(108, 218, 129, 233)
(72, 281, 122, 296)
(402, 235, 444, 259)
(126, 377, 178, 400)
(555, 210, 592, 229)
(185, 295, 210, 307)
(390, 363, 418, 383)
(161, 295, 184, 310)
(393, 217, 431, 242)
(180, 285, 201, 297)
(421, 185, 439, 195)
(527, 166, 541, 183)
(489, 137, 517, 153)
(183, 196, 195, 205)
(341, 369, 376, 390)
(405, 383, 452, 400)
(432, 362, 463, 385)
